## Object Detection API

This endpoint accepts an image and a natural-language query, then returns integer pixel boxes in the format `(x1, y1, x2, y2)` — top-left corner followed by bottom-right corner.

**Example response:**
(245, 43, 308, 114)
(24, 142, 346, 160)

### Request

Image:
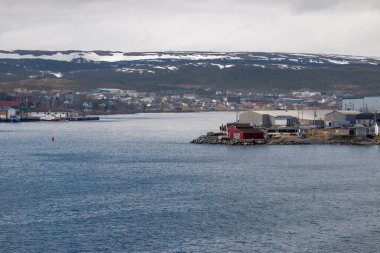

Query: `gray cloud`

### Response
(0, 0, 379, 56)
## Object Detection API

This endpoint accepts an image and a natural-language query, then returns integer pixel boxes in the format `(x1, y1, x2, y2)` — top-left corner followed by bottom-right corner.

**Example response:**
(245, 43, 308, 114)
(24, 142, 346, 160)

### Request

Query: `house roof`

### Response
(275, 115, 293, 119)
(334, 110, 361, 115)
(353, 124, 367, 128)
(226, 123, 251, 127)
(0, 101, 21, 107)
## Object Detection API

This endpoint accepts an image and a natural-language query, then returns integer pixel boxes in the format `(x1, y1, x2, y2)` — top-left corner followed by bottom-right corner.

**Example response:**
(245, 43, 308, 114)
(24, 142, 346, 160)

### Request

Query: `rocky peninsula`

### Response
(191, 133, 380, 146)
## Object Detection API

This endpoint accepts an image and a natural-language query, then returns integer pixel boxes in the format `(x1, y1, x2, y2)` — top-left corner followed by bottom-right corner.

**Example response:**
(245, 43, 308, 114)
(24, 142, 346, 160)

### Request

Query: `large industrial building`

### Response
(342, 96, 380, 112)
(238, 110, 333, 127)
(238, 109, 373, 128)
(324, 111, 361, 127)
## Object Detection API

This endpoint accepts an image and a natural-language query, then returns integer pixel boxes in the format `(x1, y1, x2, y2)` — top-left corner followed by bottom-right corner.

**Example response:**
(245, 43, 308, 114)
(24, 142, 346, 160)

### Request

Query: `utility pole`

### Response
(332, 110, 335, 136)
(375, 111, 379, 136)
(297, 106, 300, 125)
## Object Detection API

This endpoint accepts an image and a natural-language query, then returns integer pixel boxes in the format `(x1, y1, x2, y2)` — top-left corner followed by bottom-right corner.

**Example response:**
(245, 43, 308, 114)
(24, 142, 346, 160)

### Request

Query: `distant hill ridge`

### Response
(0, 50, 380, 94)
(1, 50, 379, 64)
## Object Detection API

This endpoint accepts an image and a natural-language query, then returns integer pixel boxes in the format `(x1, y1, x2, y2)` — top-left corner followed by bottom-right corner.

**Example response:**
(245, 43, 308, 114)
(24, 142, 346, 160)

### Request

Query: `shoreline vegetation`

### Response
(191, 133, 380, 146)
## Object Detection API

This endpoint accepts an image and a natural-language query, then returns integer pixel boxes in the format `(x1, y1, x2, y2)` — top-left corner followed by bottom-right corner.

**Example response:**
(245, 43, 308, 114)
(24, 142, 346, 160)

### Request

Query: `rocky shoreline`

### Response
(191, 135, 380, 146)
(190, 135, 267, 145)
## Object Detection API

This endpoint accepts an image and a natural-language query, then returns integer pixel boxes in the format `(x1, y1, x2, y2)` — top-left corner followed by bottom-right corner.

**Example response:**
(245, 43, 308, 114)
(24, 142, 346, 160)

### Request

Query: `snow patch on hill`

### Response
(115, 68, 155, 74)
(252, 64, 266, 68)
(309, 59, 324, 64)
(210, 63, 234, 69)
(40, 71, 63, 78)
(153, 65, 178, 71)
(324, 59, 350, 65)
(272, 64, 305, 70)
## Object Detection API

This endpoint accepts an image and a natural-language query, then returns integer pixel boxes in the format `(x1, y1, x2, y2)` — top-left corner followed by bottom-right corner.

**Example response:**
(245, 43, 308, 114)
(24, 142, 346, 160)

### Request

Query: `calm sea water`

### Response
(1, 112, 380, 252)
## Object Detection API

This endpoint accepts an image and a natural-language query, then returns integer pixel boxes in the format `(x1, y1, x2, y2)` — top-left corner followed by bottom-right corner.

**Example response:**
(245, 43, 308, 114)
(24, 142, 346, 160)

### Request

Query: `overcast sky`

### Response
(0, 0, 380, 56)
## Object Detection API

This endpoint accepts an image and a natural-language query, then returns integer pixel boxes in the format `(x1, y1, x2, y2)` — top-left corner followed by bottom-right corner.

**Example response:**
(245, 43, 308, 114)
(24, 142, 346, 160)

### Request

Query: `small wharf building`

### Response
(227, 124, 266, 140)
(355, 113, 380, 127)
(349, 124, 369, 136)
(0, 101, 22, 121)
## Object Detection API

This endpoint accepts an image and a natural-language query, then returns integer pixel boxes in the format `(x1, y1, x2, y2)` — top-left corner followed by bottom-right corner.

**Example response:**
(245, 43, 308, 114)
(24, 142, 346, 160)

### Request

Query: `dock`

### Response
(67, 116, 100, 121)
(0, 116, 100, 123)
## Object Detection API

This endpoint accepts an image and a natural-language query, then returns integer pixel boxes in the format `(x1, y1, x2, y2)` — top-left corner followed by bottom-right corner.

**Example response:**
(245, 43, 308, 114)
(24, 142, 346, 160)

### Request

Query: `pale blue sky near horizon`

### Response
(0, 0, 379, 57)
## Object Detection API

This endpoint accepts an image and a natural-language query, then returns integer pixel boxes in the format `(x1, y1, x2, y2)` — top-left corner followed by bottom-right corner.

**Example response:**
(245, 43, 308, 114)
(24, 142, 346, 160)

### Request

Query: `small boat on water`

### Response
(40, 114, 59, 121)
(9, 115, 21, 123)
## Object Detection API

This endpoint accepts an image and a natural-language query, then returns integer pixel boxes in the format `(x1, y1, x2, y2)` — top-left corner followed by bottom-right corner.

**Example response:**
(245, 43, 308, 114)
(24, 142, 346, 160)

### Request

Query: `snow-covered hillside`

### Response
(1, 50, 380, 93)
(0, 51, 241, 62)
(0, 50, 379, 66)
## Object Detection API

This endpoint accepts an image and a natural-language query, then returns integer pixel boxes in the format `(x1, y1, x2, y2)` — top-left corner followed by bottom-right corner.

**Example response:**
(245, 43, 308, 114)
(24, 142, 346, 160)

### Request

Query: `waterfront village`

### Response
(1, 87, 380, 144)
(192, 96, 380, 145)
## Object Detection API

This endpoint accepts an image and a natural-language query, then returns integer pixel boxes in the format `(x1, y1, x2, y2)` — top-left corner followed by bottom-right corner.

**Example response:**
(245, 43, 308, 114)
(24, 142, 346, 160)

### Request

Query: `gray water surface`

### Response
(1, 112, 380, 252)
